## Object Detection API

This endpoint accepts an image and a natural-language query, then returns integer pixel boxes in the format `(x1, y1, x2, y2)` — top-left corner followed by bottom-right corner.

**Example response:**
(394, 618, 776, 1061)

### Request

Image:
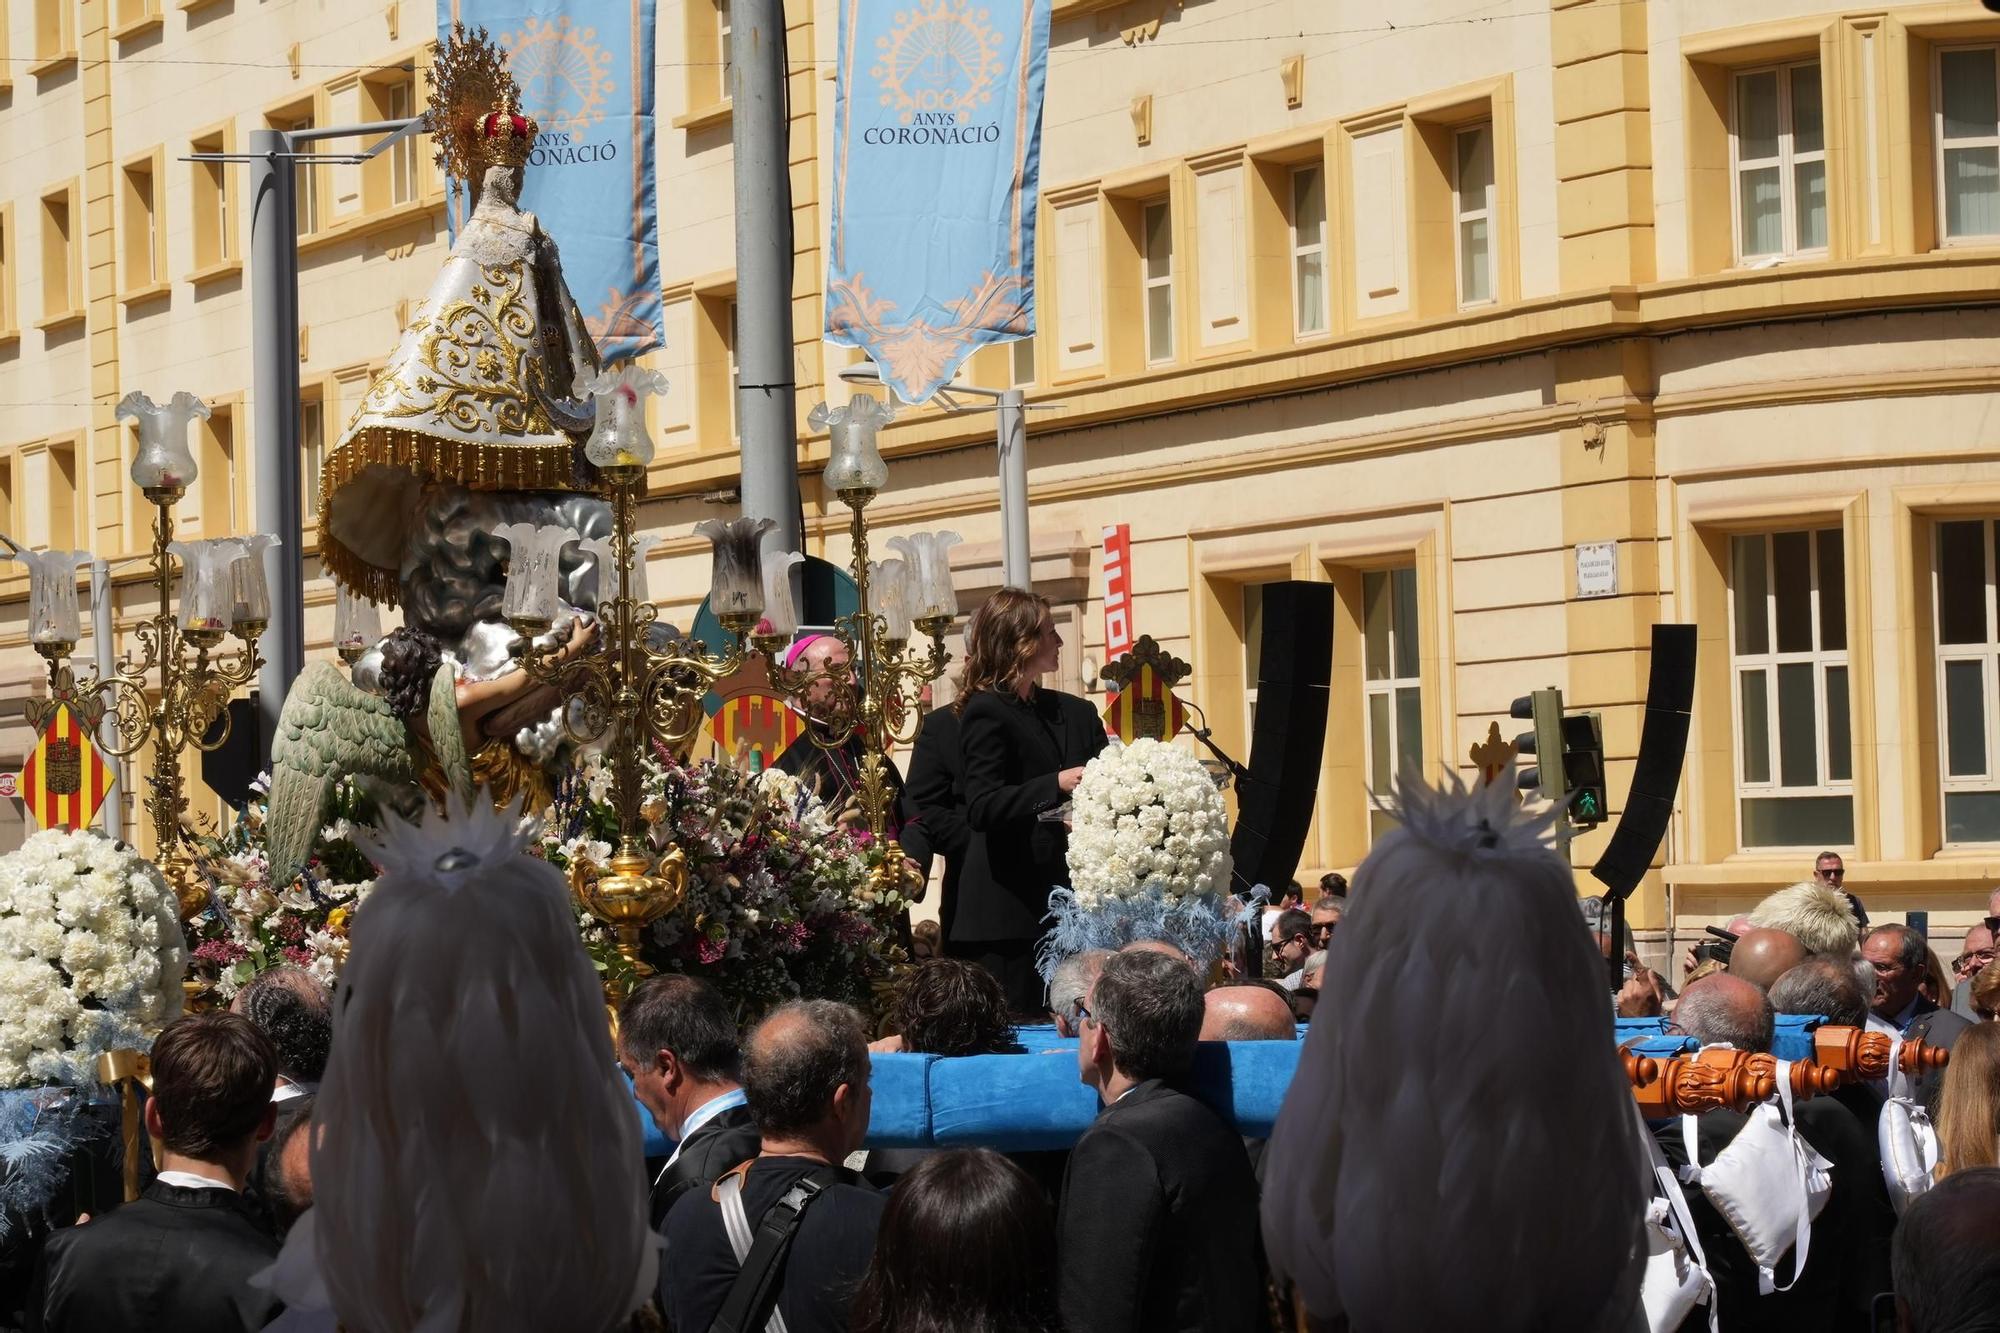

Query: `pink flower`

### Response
(696, 936, 727, 965)
(282, 945, 314, 967)
(274, 915, 306, 944)
(192, 939, 249, 966)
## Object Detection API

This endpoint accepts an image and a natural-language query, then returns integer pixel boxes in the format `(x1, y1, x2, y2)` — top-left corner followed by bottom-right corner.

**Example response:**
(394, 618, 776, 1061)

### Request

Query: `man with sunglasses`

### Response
(1269, 910, 1313, 988)
(1951, 887, 2000, 1020)
(1813, 850, 1872, 931)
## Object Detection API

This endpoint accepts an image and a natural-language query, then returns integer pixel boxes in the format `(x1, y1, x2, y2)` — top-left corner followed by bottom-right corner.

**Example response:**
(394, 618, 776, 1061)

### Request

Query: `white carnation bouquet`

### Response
(1045, 739, 1242, 975)
(1067, 738, 1231, 908)
(0, 829, 185, 1089)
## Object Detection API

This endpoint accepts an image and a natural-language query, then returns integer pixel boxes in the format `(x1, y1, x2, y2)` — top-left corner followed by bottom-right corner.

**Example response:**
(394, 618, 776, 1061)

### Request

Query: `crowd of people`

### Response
(11, 570, 2000, 1333)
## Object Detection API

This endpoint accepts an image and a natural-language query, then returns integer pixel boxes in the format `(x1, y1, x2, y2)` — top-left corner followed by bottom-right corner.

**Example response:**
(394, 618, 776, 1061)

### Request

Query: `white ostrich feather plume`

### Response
(303, 790, 655, 1333)
(1260, 764, 1647, 1332)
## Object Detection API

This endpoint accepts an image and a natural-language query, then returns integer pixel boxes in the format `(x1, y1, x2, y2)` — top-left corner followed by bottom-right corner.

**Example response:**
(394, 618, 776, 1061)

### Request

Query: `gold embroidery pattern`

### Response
(358, 261, 554, 437)
(827, 268, 1028, 397)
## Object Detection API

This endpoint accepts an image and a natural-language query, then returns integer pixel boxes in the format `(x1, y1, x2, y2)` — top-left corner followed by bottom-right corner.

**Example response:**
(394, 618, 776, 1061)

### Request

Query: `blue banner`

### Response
(440, 0, 663, 363)
(826, 0, 1052, 404)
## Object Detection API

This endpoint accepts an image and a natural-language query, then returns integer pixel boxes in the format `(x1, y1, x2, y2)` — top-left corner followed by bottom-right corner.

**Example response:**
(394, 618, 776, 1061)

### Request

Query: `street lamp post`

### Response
(837, 363, 1035, 590)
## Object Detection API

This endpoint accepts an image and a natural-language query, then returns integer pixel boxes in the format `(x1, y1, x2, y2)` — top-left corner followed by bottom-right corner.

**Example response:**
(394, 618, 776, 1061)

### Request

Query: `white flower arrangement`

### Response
(1066, 738, 1231, 910)
(0, 830, 185, 1089)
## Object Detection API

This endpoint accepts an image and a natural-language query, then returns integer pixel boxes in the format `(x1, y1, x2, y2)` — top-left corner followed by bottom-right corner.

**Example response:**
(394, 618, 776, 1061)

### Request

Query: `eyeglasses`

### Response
(1310, 923, 1336, 943)
(1817, 866, 1845, 880)
(1071, 1000, 1093, 1026)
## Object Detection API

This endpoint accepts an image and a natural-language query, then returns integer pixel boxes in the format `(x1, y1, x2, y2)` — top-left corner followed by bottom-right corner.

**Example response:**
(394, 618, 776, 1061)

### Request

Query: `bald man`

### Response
(1200, 983, 1297, 1042)
(772, 634, 919, 887)
(1657, 972, 1893, 1328)
(1725, 927, 1811, 992)
(1122, 938, 1198, 970)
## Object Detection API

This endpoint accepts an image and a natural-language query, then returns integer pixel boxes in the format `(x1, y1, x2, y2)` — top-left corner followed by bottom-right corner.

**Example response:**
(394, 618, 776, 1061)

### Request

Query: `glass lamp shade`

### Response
(579, 532, 663, 605)
(887, 529, 962, 622)
(809, 394, 895, 496)
(228, 534, 279, 632)
(10, 548, 94, 647)
(170, 539, 245, 637)
(334, 584, 384, 656)
(759, 549, 806, 637)
(578, 364, 670, 469)
(496, 523, 579, 627)
(694, 516, 776, 624)
(116, 391, 209, 492)
(870, 558, 915, 643)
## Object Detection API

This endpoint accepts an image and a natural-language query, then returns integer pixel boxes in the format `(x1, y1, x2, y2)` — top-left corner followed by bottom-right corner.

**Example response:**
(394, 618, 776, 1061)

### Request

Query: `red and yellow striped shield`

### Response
(707, 692, 805, 765)
(21, 704, 113, 832)
(1101, 664, 1190, 743)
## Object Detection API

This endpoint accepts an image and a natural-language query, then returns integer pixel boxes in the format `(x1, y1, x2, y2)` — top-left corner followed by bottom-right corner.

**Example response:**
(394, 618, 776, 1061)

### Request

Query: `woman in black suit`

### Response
(951, 588, 1109, 1013)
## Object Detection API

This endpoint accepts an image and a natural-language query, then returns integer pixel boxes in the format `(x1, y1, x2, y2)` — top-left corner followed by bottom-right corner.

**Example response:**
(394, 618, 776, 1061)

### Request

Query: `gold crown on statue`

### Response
(426, 23, 540, 184)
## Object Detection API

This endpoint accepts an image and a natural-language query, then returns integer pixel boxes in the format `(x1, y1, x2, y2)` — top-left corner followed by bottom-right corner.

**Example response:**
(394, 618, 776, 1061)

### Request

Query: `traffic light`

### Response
(1561, 711, 1606, 828)
(1510, 688, 1564, 802)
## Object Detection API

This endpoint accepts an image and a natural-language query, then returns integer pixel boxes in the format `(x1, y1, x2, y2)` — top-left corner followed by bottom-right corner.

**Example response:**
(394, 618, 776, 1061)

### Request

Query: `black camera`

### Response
(1691, 925, 1738, 967)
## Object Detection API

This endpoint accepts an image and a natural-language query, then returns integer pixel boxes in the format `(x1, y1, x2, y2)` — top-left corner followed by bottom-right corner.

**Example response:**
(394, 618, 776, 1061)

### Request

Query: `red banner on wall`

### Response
(1102, 524, 1133, 703)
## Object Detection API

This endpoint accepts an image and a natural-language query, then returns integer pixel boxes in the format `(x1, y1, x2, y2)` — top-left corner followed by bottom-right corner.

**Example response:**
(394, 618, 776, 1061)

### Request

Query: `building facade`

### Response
(4, 0, 2000, 958)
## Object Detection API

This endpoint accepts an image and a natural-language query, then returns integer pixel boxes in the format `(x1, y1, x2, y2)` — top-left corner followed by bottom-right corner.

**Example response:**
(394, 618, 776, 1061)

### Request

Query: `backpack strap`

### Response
(707, 1164, 841, 1333)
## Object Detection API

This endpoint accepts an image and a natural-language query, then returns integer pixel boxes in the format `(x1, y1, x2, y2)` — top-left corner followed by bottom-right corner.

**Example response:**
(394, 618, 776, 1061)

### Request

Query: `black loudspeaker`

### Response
(1229, 582, 1334, 893)
(1591, 624, 1698, 898)
(200, 696, 262, 808)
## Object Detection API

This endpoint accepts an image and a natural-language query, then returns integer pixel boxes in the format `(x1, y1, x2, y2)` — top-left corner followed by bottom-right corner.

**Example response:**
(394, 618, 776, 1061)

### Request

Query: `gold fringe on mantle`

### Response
(317, 425, 600, 607)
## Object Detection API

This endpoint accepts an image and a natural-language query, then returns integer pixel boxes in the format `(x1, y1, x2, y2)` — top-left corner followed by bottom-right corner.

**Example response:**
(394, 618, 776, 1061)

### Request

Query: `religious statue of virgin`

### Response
(263, 26, 622, 884)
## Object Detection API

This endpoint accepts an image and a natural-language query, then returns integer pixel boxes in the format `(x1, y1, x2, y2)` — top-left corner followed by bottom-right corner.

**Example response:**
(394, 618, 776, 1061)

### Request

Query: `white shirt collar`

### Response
(656, 1088, 749, 1179)
(156, 1168, 236, 1193)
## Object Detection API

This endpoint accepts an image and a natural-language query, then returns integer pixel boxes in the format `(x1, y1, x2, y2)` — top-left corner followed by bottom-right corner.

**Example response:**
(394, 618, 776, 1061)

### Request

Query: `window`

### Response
(1732, 63, 1826, 261)
(1936, 47, 2000, 243)
(48, 441, 78, 551)
(1932, 519, 2000, 842)
(1010, 334, 1035, 387)
(388, 80, 417, 206)
(1454, 124, 1495, 305)
(0, 460, 14, 536)
(33, 0, 74, 62)
(39, 186, 78, 322)
(726, 300, 739, 443)
(1289, 164, 1328, 336)
(1363, 566, 1422, 840)
(1142, 199, 1173, 364)
(718, 0, 733, 88)
(121, 154, 163, 291)
(191, 131, 234, 272)
(0, 206, 17, 336)
(300, 391, 326, 522)
(199, 404, 239, 535)
(271, 110, 319, 236)
(1730, 529, 1853, 848)
(1242, 583, 1265, 737)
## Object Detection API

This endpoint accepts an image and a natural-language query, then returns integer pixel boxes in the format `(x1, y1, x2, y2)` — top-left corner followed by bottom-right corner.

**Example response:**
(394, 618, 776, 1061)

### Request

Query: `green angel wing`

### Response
(266, 661, 476, 887)
(266, 662, 414, 888)
(424, 662, 474, 806)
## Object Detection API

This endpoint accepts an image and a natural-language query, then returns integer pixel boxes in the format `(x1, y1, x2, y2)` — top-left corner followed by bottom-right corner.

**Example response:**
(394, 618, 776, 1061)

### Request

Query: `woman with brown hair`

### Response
(951, 588, 1108, 1012)
(1935, 1020, 2000, 1178)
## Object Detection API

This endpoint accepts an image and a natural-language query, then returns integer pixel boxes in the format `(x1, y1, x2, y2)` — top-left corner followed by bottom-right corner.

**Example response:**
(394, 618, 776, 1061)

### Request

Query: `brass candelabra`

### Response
(507, 463, 756, 983)
(754, 493, 948, 903)
(503, 372, 957, 981)
(15, 392, 271, 917)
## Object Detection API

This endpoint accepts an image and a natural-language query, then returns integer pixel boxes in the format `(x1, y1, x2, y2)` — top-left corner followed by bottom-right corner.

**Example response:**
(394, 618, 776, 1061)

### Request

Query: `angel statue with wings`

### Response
(265, 26, 627, 886)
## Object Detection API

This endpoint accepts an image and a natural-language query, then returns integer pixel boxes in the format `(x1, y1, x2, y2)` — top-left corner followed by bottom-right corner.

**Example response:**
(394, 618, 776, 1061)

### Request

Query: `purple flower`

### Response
(192, 939, 249, 966)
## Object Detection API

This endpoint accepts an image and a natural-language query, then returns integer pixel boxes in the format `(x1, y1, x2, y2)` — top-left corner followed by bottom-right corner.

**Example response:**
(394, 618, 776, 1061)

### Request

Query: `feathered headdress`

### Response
(274, 793, 655, 1333)
(1259, 764, 1647, 1332)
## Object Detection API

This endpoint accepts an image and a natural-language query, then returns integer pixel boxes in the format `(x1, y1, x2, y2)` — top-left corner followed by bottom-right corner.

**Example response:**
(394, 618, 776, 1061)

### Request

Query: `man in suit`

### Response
(660, 1001, 884, 1333)
(897, 704, 968, 937)
(1951, 887, 1999, 1019)
(29, 1012, 282, 1332)
(1654, 973, 1894, 1332)
(1059, 950, 1263, 1333)
(617, 974, 760, 1229)
(1863, 922, 1973, 1110)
